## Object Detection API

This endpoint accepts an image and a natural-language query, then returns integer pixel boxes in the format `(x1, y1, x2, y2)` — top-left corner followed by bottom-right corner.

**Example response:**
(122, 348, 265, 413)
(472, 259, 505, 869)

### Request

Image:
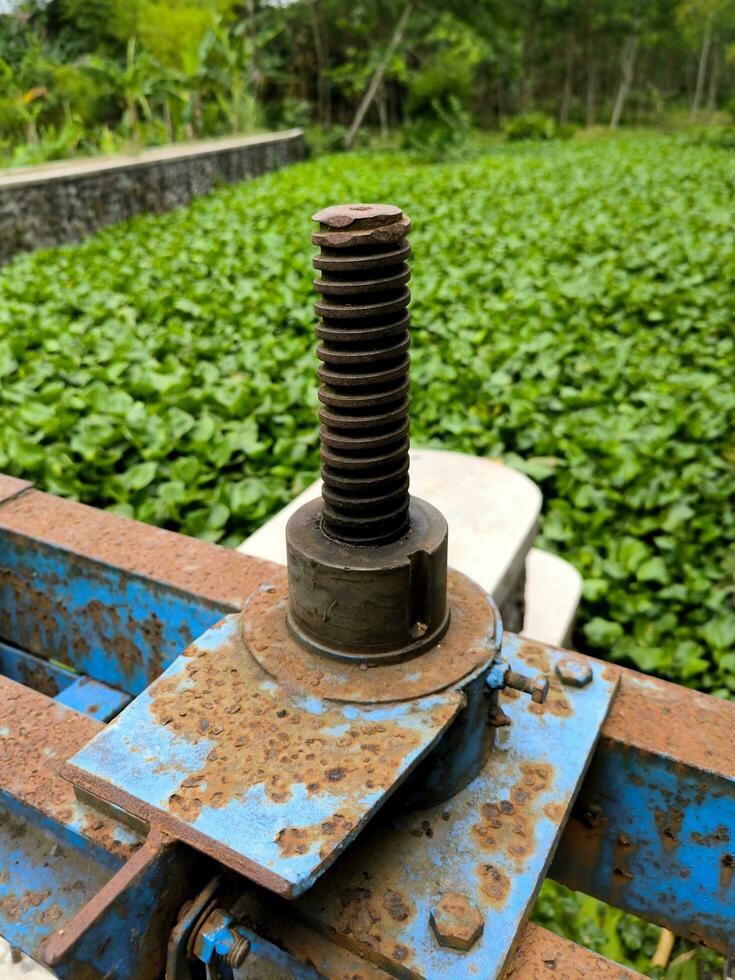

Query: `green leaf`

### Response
(584, 618, 624, 648)
(636, 557, 669, 585)
(702, 615, 735, 651)
(121, 461, 157, 491)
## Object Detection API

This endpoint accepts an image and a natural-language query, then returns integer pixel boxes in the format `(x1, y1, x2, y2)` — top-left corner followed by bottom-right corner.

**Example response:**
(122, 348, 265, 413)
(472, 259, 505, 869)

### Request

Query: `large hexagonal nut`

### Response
(430, 893, 484, 951)
(555, 657, 593, 688)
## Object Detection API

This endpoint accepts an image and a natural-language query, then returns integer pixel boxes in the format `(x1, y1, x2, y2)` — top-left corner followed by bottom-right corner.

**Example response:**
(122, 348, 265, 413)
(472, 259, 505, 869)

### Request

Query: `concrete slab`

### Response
(523, 548, 583, 648)
(0, 940, 52, 978)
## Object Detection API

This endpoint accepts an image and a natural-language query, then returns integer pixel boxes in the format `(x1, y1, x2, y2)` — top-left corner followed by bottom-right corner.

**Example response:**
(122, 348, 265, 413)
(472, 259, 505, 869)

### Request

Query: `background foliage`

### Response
(2, 0, 735, 165)
(1, 133, 733, 693)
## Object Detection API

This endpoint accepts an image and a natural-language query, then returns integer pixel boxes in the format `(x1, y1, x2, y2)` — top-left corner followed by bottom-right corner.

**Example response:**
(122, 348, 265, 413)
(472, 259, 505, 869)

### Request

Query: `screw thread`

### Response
(223, 934, 250, 967)
(312, 203, 412, 545)
(505, 670, 535, 695)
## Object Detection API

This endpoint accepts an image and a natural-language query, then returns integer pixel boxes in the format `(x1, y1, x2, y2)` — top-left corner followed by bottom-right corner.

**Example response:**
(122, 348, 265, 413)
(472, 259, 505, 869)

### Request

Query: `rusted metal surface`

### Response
(44, 831, 210, 980)
(0, 475, 32, 507)
(551, 651, 735, 955)
(0, 675, 141, 858)
(600, 657, 735, 772)
(503, 922, 642, 978)
(235, 891, 393, 980)
(0, 487, 278, 695)
(244, 567, 500, 703)
(0, 792, 123, 962)
(0, 639, 131, 721)
(0, 487, 275, 609)
(286, 498, 450, 664)
(64, 615, 462, 898)
(293, 641, 617, 978)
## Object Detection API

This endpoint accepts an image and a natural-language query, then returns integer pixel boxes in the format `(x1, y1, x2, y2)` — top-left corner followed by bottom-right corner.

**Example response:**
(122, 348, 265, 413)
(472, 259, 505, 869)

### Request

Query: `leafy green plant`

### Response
(402, 95, 472, 160)
(503, 111, 558, 140)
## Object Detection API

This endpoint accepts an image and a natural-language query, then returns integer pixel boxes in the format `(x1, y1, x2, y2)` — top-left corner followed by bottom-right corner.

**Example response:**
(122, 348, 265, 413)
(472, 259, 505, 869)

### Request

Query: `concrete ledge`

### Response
(0, 129, 304, 263)
(523, 548, 583, 648)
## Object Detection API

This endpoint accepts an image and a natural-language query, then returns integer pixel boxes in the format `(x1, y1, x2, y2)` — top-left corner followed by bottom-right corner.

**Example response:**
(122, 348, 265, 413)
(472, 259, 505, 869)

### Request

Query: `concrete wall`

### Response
(0, 129, 304, 264)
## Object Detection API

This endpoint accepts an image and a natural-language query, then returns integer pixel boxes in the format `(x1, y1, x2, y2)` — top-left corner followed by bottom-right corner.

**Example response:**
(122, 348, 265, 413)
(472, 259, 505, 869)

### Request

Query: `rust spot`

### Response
(276, 813, 357, 860)
(543, 803, 563, 822)
(276, 826, 311, 858)
(613, 866, 634, 882)
(0, 888, 51, 921)
(477, 863, 511, 907)
(720, 853, 734, 893)
(516, 642, 551, 674)
(146, 619, 455, 873)
(340, 886, 372, 908)
(691, 826, 730, 846)
(17, 658, 61, 697)
(655, 806, 683, 852)
(471, 762, 552, 869)
(382, 890, 412, 922)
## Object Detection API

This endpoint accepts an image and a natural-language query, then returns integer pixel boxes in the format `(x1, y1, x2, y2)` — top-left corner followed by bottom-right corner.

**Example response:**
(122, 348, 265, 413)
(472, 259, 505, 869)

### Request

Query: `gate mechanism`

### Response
(1, 205, 733, 980)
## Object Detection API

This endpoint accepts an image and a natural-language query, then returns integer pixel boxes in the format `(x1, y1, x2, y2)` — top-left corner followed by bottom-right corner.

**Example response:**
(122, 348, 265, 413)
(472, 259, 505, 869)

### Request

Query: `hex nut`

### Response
(555, 657, 593, 688)
(430, 893, 484, 951)
(531, 675, 550, 703)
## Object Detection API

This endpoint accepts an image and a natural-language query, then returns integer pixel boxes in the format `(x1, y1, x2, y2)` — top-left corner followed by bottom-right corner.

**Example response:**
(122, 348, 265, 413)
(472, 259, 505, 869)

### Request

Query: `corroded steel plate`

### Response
(243, 567, 501, 703)
(294, 635, 619, 978)
(63, 615, 462, 898)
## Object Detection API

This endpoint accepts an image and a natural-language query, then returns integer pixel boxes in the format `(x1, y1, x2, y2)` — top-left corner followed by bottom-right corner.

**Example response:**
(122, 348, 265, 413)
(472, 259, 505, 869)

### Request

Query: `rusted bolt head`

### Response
(555, 657, 593, 688)
(430, 893, 484, 951)
(312, 202, 402, 229)
(531, 675, 549, 703)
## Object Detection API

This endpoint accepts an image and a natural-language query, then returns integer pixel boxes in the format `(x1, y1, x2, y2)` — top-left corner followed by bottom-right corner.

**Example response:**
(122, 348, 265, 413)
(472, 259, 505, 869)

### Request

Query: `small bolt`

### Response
(555, 657, 593, 688)
(430, 893, 484, 951)
(505, 669, 549, 704)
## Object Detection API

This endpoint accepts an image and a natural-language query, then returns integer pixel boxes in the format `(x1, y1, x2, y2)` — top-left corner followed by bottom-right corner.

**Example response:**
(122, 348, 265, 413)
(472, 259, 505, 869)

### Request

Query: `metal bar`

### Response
(0, 674, 143, 853)
(55, 675, 131, 722)
(0, 475, 32, 507)
(551, 658, 735, 955)
(0, 640, 130, 720)
(44, 830, 210, 980)
(0, 676, 143, 962)
(0, 489, 276, 694)
(504, 921, 642, 978)
(0, 639, 77, 697)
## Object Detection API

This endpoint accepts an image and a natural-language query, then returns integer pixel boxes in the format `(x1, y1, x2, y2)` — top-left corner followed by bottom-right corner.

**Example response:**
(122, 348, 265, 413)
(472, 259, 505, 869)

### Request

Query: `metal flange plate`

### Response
(62, 615, 463, 898)
(293, 635, 619, 978)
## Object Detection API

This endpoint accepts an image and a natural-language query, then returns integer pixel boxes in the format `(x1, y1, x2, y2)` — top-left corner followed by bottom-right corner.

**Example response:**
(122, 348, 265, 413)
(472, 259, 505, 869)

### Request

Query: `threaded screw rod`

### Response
(312, 203, 412, 546)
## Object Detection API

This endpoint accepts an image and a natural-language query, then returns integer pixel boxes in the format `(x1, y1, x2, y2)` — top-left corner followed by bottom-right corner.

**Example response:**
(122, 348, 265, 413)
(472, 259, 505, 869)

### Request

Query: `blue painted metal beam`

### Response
(2, 481, 734, 967)
(551, 665, 735, 955)
(0, 641, 131, 721)
(44, 831, 210, 980)
(0, 792, 124, 961)
(0, 488, 271, 695)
